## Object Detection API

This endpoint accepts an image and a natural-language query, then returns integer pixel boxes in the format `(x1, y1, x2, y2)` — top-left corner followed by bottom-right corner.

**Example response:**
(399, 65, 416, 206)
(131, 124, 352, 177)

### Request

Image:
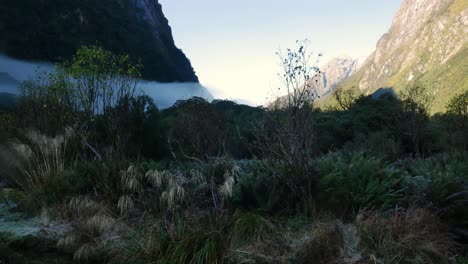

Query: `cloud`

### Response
(0, 54, 213, 109)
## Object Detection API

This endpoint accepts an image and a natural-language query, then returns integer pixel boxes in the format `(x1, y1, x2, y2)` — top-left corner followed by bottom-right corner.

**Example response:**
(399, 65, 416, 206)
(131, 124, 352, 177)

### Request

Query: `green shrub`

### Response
(342, 131, 402, 161)
(317, 152, 406, 211)
(402, 153, 468, 227)
(232, 160, 281, 211)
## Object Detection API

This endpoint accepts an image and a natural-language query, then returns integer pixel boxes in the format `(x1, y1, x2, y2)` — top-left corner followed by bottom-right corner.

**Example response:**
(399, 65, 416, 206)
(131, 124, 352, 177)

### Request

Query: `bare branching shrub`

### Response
(253, 39, 322, 213)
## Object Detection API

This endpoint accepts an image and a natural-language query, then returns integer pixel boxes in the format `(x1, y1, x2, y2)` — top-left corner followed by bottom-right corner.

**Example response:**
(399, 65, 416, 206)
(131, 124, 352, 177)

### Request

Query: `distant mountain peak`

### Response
(315, 56, 360, 96)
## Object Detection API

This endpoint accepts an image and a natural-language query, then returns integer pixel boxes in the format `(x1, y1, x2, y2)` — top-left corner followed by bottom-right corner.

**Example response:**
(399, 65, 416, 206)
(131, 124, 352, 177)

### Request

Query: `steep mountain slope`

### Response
(340, 0, 468, 112)
(316, 57, 360, 96)
(0, 0, 198, 82)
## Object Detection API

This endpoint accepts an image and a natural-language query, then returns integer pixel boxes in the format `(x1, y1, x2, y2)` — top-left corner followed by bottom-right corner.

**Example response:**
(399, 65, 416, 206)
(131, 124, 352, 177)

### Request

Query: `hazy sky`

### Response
(160, 0, 402, 105)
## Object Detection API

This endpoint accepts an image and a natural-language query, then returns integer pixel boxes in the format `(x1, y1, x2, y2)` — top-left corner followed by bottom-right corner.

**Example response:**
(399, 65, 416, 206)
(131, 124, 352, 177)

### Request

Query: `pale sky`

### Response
(159, 0, 402, 106)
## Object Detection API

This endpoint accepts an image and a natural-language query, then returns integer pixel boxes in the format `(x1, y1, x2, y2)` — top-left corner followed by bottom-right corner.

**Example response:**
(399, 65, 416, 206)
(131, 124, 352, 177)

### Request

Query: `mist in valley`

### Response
(0, 54, 213, 109)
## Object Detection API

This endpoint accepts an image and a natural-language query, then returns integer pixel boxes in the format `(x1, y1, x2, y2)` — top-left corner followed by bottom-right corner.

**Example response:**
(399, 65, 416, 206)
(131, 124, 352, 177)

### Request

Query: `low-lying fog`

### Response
(0, 54, 213, 109)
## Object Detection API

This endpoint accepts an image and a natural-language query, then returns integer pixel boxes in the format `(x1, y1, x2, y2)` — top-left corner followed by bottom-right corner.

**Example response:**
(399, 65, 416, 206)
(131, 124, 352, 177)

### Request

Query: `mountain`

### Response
(0, 0, 198, 82)
(0, 73, 20, 95)
(316, 57, 361, 97)
(338, 0, 468, 112)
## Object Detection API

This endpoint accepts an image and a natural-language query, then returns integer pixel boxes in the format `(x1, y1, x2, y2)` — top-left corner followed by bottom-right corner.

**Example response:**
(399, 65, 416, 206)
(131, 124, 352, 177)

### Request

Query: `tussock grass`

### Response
(356, 208, 457, 264)
(59, 196, 125, 262)
(231, 211, 274, 246)
(143, 216, 229, 264)
(0, 128, 74, 212)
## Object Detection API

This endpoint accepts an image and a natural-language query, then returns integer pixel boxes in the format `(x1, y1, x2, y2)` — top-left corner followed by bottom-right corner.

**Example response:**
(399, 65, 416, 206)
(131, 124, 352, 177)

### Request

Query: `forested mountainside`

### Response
(0, 0, 198, 82)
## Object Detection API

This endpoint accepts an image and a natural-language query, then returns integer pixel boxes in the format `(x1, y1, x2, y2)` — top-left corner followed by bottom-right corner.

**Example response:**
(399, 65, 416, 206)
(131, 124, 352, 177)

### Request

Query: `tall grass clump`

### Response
(293, 220, 345, 264)
(0, 128, 75, 212)
(58, 196, 124, 262)
(116, 157, 239, 217)
(357, 208, 457, 264)
(143, 217, 229, 264)
(231, 211, 274, 246)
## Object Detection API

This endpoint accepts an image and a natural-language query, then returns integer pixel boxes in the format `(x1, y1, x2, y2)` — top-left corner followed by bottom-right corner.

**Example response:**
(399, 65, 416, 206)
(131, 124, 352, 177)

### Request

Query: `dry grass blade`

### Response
(118, 195, 135, 216)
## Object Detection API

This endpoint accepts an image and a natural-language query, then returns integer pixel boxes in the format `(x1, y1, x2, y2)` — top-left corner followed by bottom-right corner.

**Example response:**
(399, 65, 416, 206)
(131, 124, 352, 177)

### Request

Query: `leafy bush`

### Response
(402, 153, 468, 227)
(232, 160, 281, 211)
(341, 131, 402, 161)
(317, 152, 407, 210)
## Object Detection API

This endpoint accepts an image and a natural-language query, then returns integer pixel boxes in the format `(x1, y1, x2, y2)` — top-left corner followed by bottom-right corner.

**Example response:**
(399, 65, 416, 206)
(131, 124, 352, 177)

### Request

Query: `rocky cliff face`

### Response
(342, 0, 468, 112)
(0, 0, 198, 82)
(316, 57, 360, 96)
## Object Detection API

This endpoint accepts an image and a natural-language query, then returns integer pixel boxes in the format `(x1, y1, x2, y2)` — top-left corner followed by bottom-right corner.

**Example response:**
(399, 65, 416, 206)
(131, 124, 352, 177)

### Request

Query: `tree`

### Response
(445, 90, 468, 150)
(166, 97, 228, 161)
(446, 90, 468, 128)
(333, 85, 359, 110)
(398, 83, 433, 156)
(18, 70, 75, 135)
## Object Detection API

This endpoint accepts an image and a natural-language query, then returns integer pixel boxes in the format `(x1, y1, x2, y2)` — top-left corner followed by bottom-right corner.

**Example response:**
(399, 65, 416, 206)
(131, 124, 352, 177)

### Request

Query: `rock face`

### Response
(0, 0, 198, 82)
(341, 0, 468, 112)
(316, 57, 360, 96)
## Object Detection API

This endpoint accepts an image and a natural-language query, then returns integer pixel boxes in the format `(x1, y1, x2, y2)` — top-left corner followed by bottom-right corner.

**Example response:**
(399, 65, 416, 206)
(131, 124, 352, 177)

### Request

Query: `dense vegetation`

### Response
(0, 45, 467, 263)
(0, 0, 198, 82)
